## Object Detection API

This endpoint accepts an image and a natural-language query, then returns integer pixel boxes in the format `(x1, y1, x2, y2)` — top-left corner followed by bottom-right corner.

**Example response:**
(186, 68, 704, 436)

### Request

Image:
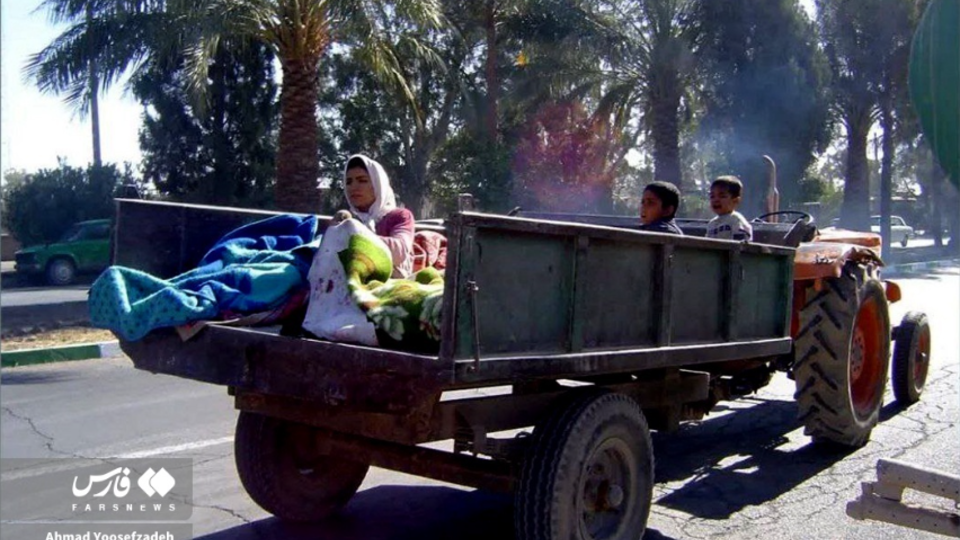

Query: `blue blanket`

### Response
(89, 214, 319, 341)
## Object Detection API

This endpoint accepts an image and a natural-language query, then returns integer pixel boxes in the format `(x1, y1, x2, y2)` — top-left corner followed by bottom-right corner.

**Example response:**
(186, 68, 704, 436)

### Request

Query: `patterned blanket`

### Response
(89, 214, 319, 341)
(302, 219, 444, 353)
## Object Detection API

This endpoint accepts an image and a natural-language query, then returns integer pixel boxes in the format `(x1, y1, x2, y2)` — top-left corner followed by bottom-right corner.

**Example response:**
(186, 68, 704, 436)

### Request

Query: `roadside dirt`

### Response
(1, 326, 116, 351)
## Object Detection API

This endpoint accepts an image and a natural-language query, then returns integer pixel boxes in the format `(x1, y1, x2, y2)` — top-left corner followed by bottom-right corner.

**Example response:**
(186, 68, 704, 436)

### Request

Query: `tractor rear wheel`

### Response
(794, 264, 890, 447)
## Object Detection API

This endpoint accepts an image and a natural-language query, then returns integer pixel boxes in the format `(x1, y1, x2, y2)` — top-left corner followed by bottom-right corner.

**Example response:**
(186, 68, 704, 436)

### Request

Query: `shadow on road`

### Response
(650, 398, 860, 519)
(0, 370, 81, 385)
(194, 485, 679, 540)
(195, 396, 918, 537)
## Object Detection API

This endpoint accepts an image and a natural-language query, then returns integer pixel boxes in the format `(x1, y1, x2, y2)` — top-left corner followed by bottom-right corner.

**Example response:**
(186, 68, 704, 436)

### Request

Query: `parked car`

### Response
(872, 215, 914, 247)
(827, 216, 914, 247)
(14, 219, 112, 285)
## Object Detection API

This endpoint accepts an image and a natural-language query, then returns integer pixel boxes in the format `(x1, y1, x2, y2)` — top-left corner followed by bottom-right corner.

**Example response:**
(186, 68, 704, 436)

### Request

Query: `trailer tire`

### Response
(794, 264, 890, 447)
(515, 391, 654, 540)
(892, 312, 931, 405)
(234, 412, 368, 522)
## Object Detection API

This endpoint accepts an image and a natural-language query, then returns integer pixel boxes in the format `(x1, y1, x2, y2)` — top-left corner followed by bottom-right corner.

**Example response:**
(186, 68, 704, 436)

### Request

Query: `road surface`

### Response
(1, 265, 958, 539)
(0, 285, 89, 307)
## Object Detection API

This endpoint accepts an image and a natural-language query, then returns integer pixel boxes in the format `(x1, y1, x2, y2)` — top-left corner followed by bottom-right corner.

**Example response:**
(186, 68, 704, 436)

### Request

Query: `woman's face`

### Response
(345, 166, 376, 211)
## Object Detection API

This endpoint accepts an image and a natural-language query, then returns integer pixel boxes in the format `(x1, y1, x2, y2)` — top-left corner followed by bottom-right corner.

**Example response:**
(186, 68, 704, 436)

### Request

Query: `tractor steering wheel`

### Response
(752, 210, 815, 225)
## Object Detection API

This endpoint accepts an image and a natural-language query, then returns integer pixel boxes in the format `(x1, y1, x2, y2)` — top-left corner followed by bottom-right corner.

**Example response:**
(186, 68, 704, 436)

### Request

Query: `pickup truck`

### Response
(111, 198, 929, 540)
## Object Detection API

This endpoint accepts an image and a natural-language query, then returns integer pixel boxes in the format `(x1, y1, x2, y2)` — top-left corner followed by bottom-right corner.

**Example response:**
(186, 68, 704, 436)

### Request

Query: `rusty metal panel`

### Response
(736, 252, 795, 339)
(670, 247, 725, 343)
(453, 337, 793, 384)
(455, 227, 576, 358)
(580, 239, 658, 348)
(113, 199, 320, 278)
(121, 326, 450, 413)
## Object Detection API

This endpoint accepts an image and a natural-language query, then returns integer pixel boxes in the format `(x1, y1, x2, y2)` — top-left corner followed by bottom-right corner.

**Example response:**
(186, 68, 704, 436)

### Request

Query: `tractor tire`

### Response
(515, 391, 654, 540)
(892, 312, 931, 405)
(234, 412, 369, 522)
(46, 257, 76, 286)
(794, 263, 891, 447)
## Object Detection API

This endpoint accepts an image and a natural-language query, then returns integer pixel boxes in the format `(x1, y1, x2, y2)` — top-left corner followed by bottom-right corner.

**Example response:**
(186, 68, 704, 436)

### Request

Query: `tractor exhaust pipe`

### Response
(764, 155, 780, 222)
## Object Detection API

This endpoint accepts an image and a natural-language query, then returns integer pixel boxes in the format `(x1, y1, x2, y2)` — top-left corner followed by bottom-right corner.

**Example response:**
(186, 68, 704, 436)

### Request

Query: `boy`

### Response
(706, 176, 752, 241)
(639, 181, 684, 235)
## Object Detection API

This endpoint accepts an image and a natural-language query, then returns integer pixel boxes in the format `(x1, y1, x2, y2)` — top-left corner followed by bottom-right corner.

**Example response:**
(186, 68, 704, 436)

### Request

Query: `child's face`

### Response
(710, 185, 739, 215)
(640, 190, 667, 225)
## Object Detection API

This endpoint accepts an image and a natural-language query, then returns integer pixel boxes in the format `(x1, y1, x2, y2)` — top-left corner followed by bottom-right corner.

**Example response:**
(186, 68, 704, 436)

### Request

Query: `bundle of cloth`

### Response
(301, 218, 444, 353)
(91, 153, 446, 352)
(89, 214, 319, 341)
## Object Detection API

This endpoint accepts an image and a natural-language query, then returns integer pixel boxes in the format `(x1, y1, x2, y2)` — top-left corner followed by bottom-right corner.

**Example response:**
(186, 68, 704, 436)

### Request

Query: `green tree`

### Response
(2, 161, 134, 246)
(697, 0, 832, 215)
(133, 42, 278, 207)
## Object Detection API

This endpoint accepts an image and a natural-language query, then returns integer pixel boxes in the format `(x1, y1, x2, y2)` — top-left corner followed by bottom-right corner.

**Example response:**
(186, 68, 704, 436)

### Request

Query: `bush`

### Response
(2, 161, 137, 246)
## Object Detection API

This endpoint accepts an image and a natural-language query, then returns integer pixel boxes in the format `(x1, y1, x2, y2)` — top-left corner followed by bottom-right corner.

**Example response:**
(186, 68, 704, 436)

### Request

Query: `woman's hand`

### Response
(332, 210, 352, 224)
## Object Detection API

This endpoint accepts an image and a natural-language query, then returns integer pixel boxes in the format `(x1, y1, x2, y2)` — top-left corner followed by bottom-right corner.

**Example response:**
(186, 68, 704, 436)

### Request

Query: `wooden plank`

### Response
(877, 458, 960, 502)
(847, 488, 960, 537)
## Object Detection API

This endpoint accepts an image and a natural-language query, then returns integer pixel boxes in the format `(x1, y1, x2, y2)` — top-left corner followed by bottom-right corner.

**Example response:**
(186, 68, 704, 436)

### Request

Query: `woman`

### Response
(301, 154, 415, 345)
(334, 154, 415, 278)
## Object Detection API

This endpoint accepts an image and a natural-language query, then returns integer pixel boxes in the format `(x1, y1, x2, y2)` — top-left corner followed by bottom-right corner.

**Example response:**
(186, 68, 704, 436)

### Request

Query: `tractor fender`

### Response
(794, 242, 901, 304)
(794, 242, 883, 281)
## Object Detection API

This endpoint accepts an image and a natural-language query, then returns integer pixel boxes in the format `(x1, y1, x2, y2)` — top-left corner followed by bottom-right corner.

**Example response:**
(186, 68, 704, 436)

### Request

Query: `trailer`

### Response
(111, 198, 928, 540)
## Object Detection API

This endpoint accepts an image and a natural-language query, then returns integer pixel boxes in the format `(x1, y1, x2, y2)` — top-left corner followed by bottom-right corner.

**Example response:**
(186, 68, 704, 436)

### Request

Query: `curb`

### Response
(1, 341, 121, 368)
(882, 258, 959, 278)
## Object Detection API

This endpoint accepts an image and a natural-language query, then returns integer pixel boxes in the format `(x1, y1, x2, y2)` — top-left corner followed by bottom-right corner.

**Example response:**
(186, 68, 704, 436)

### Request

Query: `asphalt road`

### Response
(0, 285, 89, 308)
(1, 265, 958, 540)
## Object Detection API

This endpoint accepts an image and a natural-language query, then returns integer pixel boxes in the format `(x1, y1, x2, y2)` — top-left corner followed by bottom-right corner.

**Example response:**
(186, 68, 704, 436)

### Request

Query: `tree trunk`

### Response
(275, 58, 321, 213)
(879, 93, 894, 259)
(840, 108, 872, 231)
(649, 65, 683, 190)
(484, 0, 499, 142)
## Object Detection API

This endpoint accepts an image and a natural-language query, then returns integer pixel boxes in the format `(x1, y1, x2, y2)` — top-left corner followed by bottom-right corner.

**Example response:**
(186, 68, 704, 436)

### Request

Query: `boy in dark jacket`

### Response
(639, 181, 684, 235)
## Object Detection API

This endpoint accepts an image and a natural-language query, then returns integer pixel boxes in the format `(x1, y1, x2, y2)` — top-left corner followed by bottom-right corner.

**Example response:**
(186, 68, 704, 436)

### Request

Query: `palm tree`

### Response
(816, 0, 918, 231)
(28, 0, 443, 213)
(179, 0, 443, 212)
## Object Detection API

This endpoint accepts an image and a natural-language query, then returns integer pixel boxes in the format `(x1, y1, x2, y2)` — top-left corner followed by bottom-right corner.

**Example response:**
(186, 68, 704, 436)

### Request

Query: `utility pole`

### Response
(87, 3, 102, 167)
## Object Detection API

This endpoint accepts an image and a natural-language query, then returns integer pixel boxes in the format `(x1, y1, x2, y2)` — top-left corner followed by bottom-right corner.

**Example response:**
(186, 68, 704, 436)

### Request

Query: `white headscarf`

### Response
(344, 154, 397, 231)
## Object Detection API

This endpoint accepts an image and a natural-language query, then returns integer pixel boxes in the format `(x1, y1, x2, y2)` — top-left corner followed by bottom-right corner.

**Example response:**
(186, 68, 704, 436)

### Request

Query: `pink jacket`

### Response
(375, 208, 415, 278)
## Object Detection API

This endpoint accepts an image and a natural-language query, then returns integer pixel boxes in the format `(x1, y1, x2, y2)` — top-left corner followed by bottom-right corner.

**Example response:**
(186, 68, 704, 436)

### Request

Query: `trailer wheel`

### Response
(892, 312, 931, 405)
(794, 264, 891, 447)
(515, 391, 654, 540)
(234, 412, 369, 522)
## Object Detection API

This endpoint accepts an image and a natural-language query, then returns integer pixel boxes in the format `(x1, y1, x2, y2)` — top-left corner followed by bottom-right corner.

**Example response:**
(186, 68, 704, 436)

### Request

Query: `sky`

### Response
(0, 0, 819, 178)
(0, 1, 142, 175)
